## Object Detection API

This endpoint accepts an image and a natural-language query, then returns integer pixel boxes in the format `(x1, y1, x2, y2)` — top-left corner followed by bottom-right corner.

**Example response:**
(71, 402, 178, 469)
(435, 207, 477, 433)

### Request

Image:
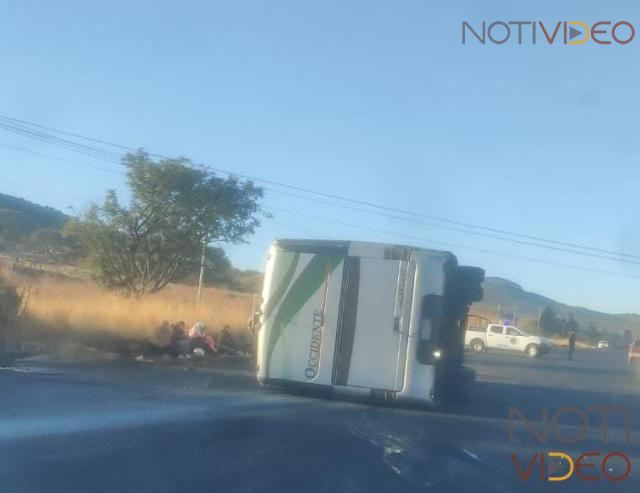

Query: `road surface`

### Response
(1, 348, 639, 492)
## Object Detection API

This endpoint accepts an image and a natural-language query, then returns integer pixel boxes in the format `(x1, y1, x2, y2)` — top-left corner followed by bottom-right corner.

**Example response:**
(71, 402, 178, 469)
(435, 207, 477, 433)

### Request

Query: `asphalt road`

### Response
(1, 348, 640, 493)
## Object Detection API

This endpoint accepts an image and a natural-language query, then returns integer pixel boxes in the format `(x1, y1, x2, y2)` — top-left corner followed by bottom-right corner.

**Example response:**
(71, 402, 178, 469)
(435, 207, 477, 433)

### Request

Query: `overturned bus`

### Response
(256, 239, 484, 406)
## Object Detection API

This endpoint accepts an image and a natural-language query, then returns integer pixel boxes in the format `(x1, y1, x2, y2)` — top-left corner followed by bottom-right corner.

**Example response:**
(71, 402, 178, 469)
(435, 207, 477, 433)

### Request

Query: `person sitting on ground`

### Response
(169, 321, 189, 357)
(216, 325, 239, 355)
(134, 320, 173, 360)
(155, 319, 171, 340)
(171, 321, 187, 340)
(188, 322, 218, 356)
(213, 325, 252, 357)
(147, 320, 172, 356)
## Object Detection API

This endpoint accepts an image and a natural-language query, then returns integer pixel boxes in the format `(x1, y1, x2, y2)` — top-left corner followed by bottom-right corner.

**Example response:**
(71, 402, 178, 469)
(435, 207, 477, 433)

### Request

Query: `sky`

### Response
(0, 0, 639, 313)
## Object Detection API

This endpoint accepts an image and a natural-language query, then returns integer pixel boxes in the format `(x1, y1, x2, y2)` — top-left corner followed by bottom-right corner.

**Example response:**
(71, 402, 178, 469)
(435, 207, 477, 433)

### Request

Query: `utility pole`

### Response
(496, 304, 501, 322)
(196, 241, 206, 305)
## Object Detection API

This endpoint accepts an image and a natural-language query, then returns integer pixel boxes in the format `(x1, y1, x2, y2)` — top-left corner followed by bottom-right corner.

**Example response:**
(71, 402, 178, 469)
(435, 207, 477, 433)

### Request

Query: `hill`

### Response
(472, 277, 640, 337)
(0, 192, 68, 242)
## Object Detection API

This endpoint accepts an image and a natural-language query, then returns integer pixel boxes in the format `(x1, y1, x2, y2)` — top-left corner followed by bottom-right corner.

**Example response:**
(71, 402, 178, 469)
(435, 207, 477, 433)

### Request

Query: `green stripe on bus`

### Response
(266, 253, 344, 373)
(263, 252, 300, 319)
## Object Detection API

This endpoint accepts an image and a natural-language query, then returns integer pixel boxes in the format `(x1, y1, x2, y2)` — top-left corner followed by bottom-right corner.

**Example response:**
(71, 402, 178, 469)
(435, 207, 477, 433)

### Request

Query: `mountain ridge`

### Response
(473, 276, 640, 336)
(0, 192, 68, 242)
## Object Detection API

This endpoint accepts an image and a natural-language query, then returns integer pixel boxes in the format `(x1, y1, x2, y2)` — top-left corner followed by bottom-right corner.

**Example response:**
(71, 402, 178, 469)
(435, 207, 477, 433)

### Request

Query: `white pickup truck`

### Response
(465, 323, 553, 358)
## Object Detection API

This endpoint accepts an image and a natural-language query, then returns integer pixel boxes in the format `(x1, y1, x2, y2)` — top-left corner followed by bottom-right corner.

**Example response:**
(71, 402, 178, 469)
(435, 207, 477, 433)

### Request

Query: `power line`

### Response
(3, 129, 638, 281)
(0, 120, 122, 164)
(0, 114, 134, 152)
(0, 113, 638, 263)
(2, 116, 638, 265)
(266, 205, 640, 281)
(0, 142, 125, 175)
(264, 212, 328, 241)
(262, 187, 640, 266)
(1, 117, 634, 284)
(193, 165, 640, 261)
(5, 139, 637, 266)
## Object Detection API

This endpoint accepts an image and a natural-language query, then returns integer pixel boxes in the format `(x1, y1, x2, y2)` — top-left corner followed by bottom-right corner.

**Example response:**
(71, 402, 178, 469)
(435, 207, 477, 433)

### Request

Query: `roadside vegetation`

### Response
(1, 154, 635, 358)
(0, 259, 259, 357)
(67, 151, 264, 297)
(10, 267, 253, 336)
(0, 153, 265, 358)
(0, 271, 28, 359)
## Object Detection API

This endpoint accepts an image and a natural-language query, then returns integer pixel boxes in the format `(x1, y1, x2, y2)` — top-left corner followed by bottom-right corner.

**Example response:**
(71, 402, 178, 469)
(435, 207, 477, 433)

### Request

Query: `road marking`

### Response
(0, 367, 32, 373)
(0, 366, 65, 375)
(462, 448, 481, 461)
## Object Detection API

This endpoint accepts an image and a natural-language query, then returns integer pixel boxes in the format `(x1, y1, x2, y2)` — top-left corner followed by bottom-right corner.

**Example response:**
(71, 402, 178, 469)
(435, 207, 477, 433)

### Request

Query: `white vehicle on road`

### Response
(465, 323, 553, 358)
(256, 239, 484, 406)
(597, 340, 609, 349)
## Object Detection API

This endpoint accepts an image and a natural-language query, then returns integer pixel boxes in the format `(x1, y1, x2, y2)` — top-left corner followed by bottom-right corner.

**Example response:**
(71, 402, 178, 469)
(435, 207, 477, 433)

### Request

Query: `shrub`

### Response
(0, 275, 24, 354)
(0, 276, 21, 328)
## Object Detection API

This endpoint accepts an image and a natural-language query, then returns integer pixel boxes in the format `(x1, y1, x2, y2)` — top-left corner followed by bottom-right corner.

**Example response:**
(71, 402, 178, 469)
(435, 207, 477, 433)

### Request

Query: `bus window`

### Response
(417, 294, 443, 364)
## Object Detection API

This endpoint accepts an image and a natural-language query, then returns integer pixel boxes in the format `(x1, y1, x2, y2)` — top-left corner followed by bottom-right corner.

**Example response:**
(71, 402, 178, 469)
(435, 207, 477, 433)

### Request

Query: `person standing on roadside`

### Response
(568, 331, 576, 361)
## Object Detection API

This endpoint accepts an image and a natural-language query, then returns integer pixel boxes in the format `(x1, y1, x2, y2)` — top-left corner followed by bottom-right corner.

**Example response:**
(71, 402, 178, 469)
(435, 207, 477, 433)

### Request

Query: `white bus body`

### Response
(256, 240, 484, 406)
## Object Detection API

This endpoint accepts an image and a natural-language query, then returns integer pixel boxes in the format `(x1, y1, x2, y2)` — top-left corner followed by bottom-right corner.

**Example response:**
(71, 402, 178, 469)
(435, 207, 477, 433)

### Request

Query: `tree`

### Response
(539, 306, 558, 336)
(72, 151, 263, 296)
(178, 246, 233, 285)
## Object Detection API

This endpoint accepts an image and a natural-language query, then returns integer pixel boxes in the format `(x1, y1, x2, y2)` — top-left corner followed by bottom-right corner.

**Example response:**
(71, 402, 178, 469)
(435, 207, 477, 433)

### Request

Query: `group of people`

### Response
(150, 320, 244, 359)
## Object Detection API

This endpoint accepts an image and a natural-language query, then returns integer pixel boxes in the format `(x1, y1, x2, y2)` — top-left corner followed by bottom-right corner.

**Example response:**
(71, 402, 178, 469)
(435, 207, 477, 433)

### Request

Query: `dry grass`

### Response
(4, 268, 255, 341)
(549, 337, 594, 349)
